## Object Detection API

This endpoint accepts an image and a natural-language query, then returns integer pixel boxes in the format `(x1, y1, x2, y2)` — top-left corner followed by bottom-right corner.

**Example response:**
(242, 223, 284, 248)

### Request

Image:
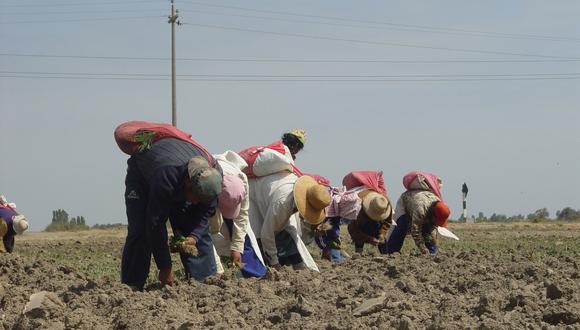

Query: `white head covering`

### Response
(12, 215, 29, 235)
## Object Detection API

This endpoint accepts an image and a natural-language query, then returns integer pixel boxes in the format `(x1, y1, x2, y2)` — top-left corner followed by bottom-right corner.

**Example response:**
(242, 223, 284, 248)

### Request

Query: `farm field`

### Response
(1, 222, 579, 329)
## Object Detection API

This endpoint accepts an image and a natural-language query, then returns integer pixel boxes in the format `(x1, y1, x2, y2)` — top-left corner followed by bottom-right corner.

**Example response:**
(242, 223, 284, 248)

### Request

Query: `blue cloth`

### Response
(315, 217, 343, 263)
(223, 218, 267, 278)
(385, 214, 410, 254)
(169, 203, 217, 282)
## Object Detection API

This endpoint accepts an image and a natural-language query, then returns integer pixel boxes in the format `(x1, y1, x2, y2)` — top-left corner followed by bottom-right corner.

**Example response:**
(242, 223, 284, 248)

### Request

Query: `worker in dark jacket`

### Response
(0, 199, 29, 253)
(121, 137, 223, 289)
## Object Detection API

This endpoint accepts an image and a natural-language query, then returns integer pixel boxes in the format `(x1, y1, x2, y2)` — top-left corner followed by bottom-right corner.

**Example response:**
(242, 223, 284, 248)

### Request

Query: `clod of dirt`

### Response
(542, 305, 580, 325)
(287, 295, 315, 317)
(353, 293, 386, 317)
(390, 315, 415, 330)
(546, 283, 563, 300)
(17, 291, 66, 330)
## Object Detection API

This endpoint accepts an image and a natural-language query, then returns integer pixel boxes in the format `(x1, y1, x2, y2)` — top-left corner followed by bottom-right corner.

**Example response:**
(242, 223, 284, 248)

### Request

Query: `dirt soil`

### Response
(1, 224, 579, 329)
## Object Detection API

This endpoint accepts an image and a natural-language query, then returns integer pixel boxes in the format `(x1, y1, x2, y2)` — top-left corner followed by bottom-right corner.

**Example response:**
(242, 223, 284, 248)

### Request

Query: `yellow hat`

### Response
(362, 192, 391, 221)
(293, 176, 330, 225)
(287, 129, 306, 145)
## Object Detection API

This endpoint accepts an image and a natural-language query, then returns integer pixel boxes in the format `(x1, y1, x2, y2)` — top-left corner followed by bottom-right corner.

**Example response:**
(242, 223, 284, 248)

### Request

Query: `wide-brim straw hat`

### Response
(362, 192, 391, 221)
(294, 176, 330, 225)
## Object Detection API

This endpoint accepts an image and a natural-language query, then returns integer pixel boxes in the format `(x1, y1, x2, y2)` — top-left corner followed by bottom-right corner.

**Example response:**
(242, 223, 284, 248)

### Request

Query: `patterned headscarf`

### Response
(403, 171, 444, 201)
(326, 186, 363, 220)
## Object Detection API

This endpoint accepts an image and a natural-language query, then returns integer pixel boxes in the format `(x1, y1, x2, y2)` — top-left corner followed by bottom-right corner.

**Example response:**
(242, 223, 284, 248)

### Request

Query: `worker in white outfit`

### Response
(210, 151, 267, 278)
(249, 173, 330, 271)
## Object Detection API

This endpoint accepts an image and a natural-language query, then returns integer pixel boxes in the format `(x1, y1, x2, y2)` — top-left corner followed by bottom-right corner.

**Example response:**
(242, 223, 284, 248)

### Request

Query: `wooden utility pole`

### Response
(168, 0, 180, 127)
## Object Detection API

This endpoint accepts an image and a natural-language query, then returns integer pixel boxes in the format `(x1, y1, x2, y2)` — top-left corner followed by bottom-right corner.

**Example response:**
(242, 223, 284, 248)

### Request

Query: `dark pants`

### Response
(385, 215, 437, 254)
(353, 220, 388, 254)
(3, 235, 15, 253)
(121, 158, 151, 289)
(121, 158, 216, 289)
(258, 230, 303, 266)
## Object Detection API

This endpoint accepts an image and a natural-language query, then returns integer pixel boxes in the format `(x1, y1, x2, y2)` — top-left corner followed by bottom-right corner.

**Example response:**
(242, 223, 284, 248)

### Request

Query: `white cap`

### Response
(12, 215, 28, 235)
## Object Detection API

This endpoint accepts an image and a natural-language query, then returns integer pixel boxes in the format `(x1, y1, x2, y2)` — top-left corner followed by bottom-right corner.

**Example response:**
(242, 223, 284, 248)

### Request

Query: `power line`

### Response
(179, 8, 580, 43)
(3, 70, 579, 78)
(180, 22, 580, 60)
(1, 9, 166, 16)
(0, 0, 160, 8)
(2, 53, 580, 64)
(185, 1, 580, 43)
(0, 15, 165, 24)
(1, 74, 579, 82)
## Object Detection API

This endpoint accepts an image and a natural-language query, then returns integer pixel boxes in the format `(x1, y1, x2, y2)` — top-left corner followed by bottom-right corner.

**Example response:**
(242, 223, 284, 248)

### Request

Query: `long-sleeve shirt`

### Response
(397, 190, 440, 251)
(132, 138, 220, 270)
(210, 151, 250, 253)
(347, 190, 392, 244)
(249, 172, 298, 266)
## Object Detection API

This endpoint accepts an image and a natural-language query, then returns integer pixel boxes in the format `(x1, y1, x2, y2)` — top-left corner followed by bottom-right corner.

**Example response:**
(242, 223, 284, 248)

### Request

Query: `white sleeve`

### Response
(230, 180, 250, 253)
(260, 194, 294, 266)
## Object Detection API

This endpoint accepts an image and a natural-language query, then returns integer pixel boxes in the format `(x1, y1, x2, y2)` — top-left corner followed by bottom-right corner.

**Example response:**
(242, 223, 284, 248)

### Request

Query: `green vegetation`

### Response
(92, 223, 127, 230)
(475, 207, 580, 223)
(44, 209, 89, 232)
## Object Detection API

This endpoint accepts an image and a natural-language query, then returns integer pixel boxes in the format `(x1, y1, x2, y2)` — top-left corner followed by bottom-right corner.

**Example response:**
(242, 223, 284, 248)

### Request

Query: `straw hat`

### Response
(287, 129, 306, 145)
(294, 176, 330, 225)
(362, 192, 391, 221)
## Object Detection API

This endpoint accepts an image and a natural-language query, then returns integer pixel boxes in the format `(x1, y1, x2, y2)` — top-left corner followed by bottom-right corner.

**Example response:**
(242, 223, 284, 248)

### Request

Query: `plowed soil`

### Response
(1, 223, 579, 329)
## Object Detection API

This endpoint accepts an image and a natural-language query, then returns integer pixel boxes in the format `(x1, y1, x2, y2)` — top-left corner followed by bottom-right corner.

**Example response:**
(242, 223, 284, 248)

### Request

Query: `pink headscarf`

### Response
(403, 171, 444, 201)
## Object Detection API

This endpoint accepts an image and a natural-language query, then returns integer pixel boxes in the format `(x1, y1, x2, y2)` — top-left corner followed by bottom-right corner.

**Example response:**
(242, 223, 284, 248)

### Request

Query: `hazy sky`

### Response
(1, 1, 579, 231)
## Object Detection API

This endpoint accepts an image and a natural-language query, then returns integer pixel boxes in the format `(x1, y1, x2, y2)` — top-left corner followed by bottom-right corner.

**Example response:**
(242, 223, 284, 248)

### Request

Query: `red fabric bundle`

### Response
(114, 121, 213, 163)
(342, 171, 386, 194)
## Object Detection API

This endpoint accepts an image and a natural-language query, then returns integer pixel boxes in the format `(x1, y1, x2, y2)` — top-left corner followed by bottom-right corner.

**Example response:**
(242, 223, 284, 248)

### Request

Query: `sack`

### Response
(342, 171, 386, 194)
(239, 140, 301, 178)
(114, 121, 213, 163)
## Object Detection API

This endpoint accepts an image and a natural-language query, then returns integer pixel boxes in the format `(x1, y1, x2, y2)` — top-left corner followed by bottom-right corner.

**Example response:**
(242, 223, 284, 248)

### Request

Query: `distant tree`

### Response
(489, 213, 508, 222)
(527, 208, 550, 222)
(476, 212, 487, 222)
(556, 207, 580, 221)
(45, 210, 88, 232)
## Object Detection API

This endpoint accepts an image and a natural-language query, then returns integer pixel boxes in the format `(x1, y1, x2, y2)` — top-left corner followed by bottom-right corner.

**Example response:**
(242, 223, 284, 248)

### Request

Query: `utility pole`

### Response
(168, 0, 180, 127)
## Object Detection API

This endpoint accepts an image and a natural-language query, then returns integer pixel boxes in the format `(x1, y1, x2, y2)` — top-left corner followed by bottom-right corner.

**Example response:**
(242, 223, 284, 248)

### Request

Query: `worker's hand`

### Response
(179, 236, 199, 256)
(420, 247, 430, 255)
(370, 238, 381, 246)
(158, 268, 174, 286)
(230, 250, 242, 266)
(184, 236, 197, 247)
